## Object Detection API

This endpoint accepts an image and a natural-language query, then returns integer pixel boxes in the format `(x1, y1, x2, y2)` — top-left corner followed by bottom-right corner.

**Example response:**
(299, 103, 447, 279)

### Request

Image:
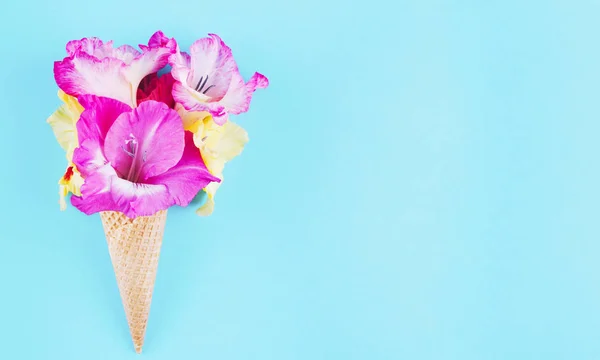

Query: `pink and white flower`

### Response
(54, 31, 176, 108)
(71, 95, 220, 218)
(169, 34, 269, 125)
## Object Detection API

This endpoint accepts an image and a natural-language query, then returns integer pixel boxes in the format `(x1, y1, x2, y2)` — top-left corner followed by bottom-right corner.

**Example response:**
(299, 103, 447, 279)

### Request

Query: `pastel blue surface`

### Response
(1, 1, 600, 359)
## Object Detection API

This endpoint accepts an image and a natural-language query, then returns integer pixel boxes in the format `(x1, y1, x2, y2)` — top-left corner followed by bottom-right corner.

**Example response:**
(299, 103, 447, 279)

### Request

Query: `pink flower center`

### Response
(121, 134, 147, 182)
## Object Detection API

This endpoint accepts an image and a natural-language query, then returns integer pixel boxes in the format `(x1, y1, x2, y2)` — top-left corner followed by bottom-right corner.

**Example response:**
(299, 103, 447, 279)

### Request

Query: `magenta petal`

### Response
(77, 95, 132, 144)
(146, 132, 221, 207)
(72, 138, 107, 178)
(71, 163, 171, 218)
(146, 30, 176, 50)
(104, 100, 185, 181)
(70, 164, 119, 214)
(73, 96, 131, 177)
(105, 133, 215, 217)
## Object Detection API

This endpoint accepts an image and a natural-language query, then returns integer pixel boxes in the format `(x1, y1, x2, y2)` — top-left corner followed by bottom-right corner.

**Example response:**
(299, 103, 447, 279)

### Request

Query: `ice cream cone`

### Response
(100, 209, 167, 354)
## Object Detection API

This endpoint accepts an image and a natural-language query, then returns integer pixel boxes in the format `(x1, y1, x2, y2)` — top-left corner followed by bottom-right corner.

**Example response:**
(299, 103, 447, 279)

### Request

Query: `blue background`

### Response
(1, 0, 600, 359)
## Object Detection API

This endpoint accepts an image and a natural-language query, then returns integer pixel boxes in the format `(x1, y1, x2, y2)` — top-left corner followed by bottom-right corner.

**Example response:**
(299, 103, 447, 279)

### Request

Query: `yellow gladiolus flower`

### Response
(58, 165, 84, 211)
(176, 104, 249, 216)
(47, 90, 84, 210)
(47, 90, 83, 159)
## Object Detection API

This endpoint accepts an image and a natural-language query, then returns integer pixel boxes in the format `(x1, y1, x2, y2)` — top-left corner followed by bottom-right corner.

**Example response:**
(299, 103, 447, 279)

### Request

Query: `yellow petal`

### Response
(212, 121, 249, 162)
(57, 165, 84, 210)
(196, 177, 222, 216)
(195, 194, 215, 216)
(175, 106, 250, 216)
(47, 90, 83, 160)
(175, 104, 210, 133)
(59, 184, 68, 211)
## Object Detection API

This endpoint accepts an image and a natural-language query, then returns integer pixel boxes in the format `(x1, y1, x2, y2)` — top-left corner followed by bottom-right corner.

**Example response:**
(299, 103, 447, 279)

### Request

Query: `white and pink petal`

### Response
(109, 177, 171, 218)
(219, 72, 269, 115)
(171, 81, 228, 121)
(54, 53, 133, 106)
(187, 34, 237, 100)
(66, 37, 113, 58)
(122, 46, 175, 103)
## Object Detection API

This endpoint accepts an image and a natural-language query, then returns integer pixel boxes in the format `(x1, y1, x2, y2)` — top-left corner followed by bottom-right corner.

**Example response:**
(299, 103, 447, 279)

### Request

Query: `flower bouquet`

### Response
(47, 31, 268, 353)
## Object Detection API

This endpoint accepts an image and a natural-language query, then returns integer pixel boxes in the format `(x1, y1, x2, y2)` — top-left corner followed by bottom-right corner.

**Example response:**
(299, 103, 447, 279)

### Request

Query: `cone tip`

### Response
(135, 344, 143, 354)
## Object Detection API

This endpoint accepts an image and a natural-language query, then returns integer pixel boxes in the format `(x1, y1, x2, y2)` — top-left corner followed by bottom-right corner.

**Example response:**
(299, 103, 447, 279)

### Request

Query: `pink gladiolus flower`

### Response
(71, 95, 220, 218)
(54, 31, 176, 108)
(169, 34, 269, 125)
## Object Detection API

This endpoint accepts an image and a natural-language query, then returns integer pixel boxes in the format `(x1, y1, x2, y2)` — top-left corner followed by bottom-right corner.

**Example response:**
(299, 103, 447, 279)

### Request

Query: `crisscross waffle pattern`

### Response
(100, 210, 167, 354)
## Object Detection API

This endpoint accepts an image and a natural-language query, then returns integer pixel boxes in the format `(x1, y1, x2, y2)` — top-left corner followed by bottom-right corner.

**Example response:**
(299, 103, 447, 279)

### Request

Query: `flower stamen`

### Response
(194, 75, 208, 92)
(195, 75, 209, 92)
(122, 134, 138, 157)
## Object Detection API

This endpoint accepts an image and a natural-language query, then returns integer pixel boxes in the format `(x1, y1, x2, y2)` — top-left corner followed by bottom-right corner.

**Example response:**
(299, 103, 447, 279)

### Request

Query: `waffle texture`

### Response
(100, 210, 167, 354)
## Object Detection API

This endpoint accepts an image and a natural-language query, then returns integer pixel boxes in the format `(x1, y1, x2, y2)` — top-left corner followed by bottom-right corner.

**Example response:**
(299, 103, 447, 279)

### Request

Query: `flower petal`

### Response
(122, 32, 176, 103)
(137, 73, 175, 108)
(196, 179, 221, 216)
(103, 100, 185, 181)
(109, 177, 171, 218)
(76, 95, 132, 144)
(58, 164, 84, 210)
(66, 37, 113, 58)
(136, 73, 159, 102)
(70, 164, 120, 214)
(72, 138, 108, 178)
(146, 131, 221, 207)
(169, 34, 268, 124)
(219, 72, 269, 115)
(175, 104, 210, 133)
(71, 162, 172, 218)
(113, 45, 141, 64)
(205, 120, 249, 164)
(54, 52, 134, 106)
(169, 50, 191, 83)
(82, 132, 219, 218)
(171, 81, 227, 120)
(145, 30, 176, 50)
(73, 95, 131, 177)
(47, 90, 83, 159)
(169, 34, 235, 123)
(180, 112, 248, 216)
(56, 32, 176, 108)
(187, 34, 236, 99)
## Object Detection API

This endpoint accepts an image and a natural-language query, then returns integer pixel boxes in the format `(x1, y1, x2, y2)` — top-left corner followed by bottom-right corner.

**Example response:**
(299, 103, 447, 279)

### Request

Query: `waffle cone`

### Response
(100, 209, 167, 354)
